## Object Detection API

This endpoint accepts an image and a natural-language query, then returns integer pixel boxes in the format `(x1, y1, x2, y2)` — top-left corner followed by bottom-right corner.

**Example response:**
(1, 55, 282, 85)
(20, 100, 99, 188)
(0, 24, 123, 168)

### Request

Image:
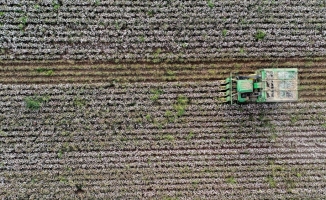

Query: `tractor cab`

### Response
(223, 68, 298, 104)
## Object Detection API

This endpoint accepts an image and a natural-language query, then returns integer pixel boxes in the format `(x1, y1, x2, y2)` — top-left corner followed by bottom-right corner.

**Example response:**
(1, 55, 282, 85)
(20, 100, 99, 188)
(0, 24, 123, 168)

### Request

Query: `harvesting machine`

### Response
(221, 68, 298, 104)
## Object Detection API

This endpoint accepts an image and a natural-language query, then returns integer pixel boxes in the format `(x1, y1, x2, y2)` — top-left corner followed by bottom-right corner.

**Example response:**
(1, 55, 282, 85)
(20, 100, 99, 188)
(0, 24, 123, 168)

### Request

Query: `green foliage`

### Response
(59, 176, 68, 183)
(166, 70, 175, 76)
(19, 16, 28, 24)
(145, 114, 151, 121)
(30, 178, 38, 184)
(147, 10, 154, 17)
(177, 95, 188, 105)
(163, 134, 175, 141)
(267, 176, 276, 188)
(53, 4, 60, 11)
(226, 176, 236, 184)
(24, 96, 49, 110)
(174, 104, 186, 117)
(18, 16, 28, 31)
(181, 43, 188, 48)
(0, 12, 4, 17)
(73, 97, 87, 107)
(186, 131, 195, 140)
(150, 89, 163, 102)
(95, 0, 101, 6)
(153, 48, 162, 63)
(255, 30, 266, 40)
(207, 0, 214, 8)
(290, 115, 298, 124)
(0, 130, 7, 137)
(18, 24, 25, 31)
(57, 150, 63, 158)
(192, 180, 199, 185)
(34, 4, 40, 10)
(222, 29, 227, 37)
(286, 178, 295, 190)
(45, 70, 54, 76)
(35, 68, 54, 76)
(165, 110, 175, 122)
(139, 35, 145, 42)
(61, 131, 72, 137)
(159, 95, 189, 124)
(174, 95, 189, 117)
(164, 69, 176, 81)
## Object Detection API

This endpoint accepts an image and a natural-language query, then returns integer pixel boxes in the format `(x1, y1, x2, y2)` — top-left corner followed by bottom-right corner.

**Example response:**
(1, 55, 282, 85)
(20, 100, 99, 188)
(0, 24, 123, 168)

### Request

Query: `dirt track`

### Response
(1, 59, 326, 102)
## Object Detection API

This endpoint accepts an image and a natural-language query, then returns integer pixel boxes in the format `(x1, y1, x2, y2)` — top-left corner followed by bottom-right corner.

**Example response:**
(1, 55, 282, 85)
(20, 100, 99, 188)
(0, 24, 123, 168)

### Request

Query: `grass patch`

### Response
(165, 110, 175, 123)
(150, 88, 163, 102)
(152, 48, 162, 63)
(164, 70, 176, 81)
(186, 131, 195, 140)
(267, 176, 276, 188)
(207, 0, 214, 8)
(35, 68, 54, 76)
(163, 134, 175, 141)
(255, 30, 266, 40)
(174, 95, 189, 117)
(24, 95, 49, 110)
(226, 176, 236, 184)
(222, 29, 227, 37)
(73, 97, 87, 107)
(18, 15, 28, 31)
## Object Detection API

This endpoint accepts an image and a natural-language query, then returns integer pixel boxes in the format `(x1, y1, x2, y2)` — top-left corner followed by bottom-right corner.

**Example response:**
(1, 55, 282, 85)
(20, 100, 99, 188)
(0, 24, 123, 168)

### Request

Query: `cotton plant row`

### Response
(4, 130, 323, 157)
(1, 2, 326, 60)
(5, 138, 321, 163)
(1, 41, 323, 61)
(0, 81, 222, 106)
(3, 168, 325, 197)
(1, 81, 325, 118)
(2, 82, 326, 198)
(1, 97, 324, 128)
(4, 162, 321, 182)
(3, 161, 324, 185)
(66, 152, 326, 165)
(1, 180, 320, 197)
(20, 1, 323, 14)
(8, 188, 321, 200)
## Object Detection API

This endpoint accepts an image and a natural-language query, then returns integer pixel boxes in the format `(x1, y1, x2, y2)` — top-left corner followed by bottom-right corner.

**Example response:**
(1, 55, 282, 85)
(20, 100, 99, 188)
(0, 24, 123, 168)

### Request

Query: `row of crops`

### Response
(1, 0, 326, 61)
(1, 60, 326, 102)
(1, 80, 326, 199)
(2, 0, 326, 199)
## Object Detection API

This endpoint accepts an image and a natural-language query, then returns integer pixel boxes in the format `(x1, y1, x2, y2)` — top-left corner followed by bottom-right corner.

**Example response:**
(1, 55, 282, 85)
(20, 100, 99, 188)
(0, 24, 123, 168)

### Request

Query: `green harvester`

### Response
(222, 68, 298, 104)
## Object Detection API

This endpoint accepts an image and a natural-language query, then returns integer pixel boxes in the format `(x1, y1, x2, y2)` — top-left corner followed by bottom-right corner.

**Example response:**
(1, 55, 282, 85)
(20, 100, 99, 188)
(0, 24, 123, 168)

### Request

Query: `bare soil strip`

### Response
(1, 59, 325, 102)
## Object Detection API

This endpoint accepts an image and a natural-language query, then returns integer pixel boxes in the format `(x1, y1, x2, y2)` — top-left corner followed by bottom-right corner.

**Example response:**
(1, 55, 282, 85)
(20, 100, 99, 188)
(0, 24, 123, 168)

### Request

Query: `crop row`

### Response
(0, 61, 326, 91)
(1, 67, 326, 81)
(1, 77, 326, 198)
(1, 1, 326, 61)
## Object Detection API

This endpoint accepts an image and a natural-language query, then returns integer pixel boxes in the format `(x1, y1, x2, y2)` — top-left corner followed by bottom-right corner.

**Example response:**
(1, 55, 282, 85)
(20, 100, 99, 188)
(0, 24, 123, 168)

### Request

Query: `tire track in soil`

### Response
(1, 60, 325, 102)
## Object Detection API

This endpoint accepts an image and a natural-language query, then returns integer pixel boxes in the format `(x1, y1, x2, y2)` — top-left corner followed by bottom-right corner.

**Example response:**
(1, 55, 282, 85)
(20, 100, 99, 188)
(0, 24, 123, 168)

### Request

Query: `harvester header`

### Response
(222, 68, 298, 104)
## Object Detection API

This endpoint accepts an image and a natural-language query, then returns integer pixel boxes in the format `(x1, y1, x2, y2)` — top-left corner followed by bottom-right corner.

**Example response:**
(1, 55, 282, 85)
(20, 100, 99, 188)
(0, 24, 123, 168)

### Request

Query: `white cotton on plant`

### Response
(1, 78, 326, 198)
